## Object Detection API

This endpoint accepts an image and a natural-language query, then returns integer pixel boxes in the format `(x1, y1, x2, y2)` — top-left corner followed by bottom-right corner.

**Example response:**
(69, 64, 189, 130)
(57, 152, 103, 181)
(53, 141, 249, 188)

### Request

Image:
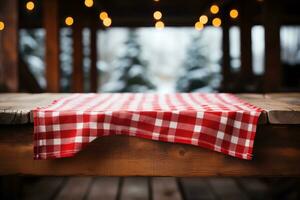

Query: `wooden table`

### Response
(0, 93, 300, 176)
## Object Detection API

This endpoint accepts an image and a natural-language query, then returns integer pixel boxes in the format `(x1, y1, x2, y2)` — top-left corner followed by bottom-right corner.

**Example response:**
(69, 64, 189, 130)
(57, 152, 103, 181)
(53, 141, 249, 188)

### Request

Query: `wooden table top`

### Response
(0, 93, 300, 125)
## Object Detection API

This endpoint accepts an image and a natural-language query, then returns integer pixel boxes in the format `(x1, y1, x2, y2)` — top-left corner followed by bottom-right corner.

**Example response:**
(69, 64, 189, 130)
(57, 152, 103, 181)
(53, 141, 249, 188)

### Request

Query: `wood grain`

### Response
(0, 93, 69, 124)
(0, 124, 299, 176)
(0, 93, 299, 124)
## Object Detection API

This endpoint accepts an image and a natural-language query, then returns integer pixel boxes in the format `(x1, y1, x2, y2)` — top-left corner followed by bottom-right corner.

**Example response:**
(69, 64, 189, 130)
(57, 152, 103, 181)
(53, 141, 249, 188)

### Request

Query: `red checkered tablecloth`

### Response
(33, 93, 263, 160)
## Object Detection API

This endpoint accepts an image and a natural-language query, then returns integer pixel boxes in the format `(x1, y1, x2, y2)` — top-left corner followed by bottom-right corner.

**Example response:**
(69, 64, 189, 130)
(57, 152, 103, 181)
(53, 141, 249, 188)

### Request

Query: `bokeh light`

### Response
(65, 17, 74, 26)
(0, 21, 5, 31)
(84, 0, 93, 8)
(103, 18, 112, 27)
(199, 15, 208, 24)
(195, 22, 204, 30)
(153, 11, 162, 20)
(155, 21, 165, 29)
(99, 11, 108, 21)
(230, 9, 239, 19)
(212, 17, 222, 27)
(210, 5, 219, 14)
(26, 1, 35, 11)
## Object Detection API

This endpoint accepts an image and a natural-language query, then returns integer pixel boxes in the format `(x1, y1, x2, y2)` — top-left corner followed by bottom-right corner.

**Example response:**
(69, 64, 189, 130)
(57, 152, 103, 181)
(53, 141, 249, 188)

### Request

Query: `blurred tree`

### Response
(176, 33, 218, 92)
(102, 30, 155, 92)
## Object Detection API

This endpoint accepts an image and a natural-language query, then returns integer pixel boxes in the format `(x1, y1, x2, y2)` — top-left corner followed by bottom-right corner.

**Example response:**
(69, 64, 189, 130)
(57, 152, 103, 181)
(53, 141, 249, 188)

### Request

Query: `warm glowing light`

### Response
(26, 1, 35, 11)
(0, 21, 5, 31)
(154, 0, 160, 2)
(195, 21, 204, 30)
(153, 11, 162, 20)
(199, 15, 208, 24)
(210, 5, 219, 14)
(103, 18, 112, 27)
(155, 21, 164, 29)
(84, 0, 94, 7)
(230, 9, 239, 19)
(212, 17, 222, 27)
(65, 17, 74, 26)
(99, 11, 108, 20)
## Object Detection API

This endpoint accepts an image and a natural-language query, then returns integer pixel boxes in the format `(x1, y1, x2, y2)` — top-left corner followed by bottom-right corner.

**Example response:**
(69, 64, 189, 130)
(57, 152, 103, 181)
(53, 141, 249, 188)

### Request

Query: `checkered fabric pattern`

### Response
(33, 93, 263, 160)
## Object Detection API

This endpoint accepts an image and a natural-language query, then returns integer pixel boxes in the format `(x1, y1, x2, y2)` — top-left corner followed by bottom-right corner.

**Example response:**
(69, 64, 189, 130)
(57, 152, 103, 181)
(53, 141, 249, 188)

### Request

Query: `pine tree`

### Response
(102, 30, 155, 92)
(176, 33, 217, 92)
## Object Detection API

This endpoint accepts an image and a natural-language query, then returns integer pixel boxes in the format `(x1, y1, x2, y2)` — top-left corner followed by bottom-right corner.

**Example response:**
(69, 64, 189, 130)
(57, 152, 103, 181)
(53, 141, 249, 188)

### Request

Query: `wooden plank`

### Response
(264, 94, 300, 124)
(0, 93, 300, 124)
(90, 20, 98, 92)
(43, 0, 60, 92)
(0, 124, 299, 176)
(72, 10, 84, 92)
(55, 177, 92, 200)
(0, 0, 18, 92)
(179, 178, 216, 200)
(207, 178, 249, 200)
(120, 177, 149, 200)
(236, 178, 269, 200)
(237, 94, 300, 124)
(86, 177, 119, 200)
(23, 177, 66, 200)
(152, 178, 182, 200)
(262, 0, 281, 92)
(0, 93, 69, 124)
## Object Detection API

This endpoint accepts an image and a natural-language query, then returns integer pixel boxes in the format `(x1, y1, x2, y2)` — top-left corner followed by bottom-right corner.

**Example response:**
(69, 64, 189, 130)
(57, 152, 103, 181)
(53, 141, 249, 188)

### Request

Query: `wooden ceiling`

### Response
(19, 0, 300, 28)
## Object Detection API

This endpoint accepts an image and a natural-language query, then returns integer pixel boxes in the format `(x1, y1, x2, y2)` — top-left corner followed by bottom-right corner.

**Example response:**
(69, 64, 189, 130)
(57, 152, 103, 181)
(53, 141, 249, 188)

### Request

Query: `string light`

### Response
(155, 21, 164, 29)
(65, 17, 74, 26)
(103, 17, 112, 27)
(84, 0, 93, 7)
(210, 5, 219, 14)
(26, 1, 35, 11)
(230, 9, 239, 19)
(212, 17, 222, 27)
(195, 22, 204, 30)
(199, 15, 208, 24)
(0, 21, 5, 31)
(153, 11, 162, 20)
(99, 11, 108, 21)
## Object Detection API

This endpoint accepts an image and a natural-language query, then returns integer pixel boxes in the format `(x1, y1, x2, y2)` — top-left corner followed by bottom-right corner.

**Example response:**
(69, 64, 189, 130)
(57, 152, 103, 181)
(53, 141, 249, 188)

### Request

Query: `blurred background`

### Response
(0, 0, 300, 94)
(1, 0, 300, 199)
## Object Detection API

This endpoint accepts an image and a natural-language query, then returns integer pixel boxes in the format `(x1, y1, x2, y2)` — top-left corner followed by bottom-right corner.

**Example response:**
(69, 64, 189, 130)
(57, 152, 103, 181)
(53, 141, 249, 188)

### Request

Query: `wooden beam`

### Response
(90, 20, 98, 92)
(221, 9, 231, 91)
(240, 0, 253, 84)
(0, 124, 300, 176)
(43, 0, 60, 92)
(0, 0, 18, 92)
(263, 0, 282, 92)
(72, 12, 84, 92)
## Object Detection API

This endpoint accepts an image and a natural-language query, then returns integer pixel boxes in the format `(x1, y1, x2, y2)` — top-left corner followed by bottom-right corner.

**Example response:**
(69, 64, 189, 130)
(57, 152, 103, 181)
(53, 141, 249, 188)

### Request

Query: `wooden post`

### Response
(221, 10, 231, 91)
(90, 22, 98, 92)
(0, 0, 18, 92)
(72, 14, 84, 92)
(43, 0, 60, 92)
(263, 0, 281, 92)
(240, 0, 253, 83)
